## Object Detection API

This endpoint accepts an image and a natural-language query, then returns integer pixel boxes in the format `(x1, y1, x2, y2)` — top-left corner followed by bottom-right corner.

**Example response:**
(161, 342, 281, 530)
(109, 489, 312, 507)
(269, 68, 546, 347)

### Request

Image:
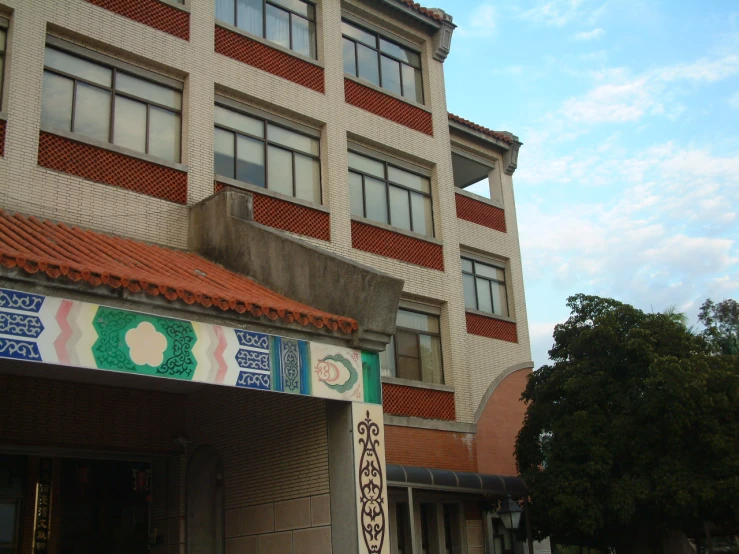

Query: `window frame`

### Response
(41, 39, 183, 163)
(0, 17, 8, 110)
(383, 307, 443, 384)
(461, 256, 510, 317)
(341, 17, 424, 104)
(217, 0, 318, 59)
(213, 99, 322, 204)
(348, 148, 434, 237)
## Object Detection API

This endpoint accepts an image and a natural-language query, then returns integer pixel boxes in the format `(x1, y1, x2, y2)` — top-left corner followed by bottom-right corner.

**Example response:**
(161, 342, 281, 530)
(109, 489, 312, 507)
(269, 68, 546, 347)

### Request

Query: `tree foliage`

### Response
(515, 294, 739, 553)
(698, 298, 739, 355)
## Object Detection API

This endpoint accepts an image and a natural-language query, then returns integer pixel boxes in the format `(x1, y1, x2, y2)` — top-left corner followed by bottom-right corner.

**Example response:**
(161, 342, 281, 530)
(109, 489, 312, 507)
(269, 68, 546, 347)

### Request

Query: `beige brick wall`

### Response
(0, 0, 531, 423)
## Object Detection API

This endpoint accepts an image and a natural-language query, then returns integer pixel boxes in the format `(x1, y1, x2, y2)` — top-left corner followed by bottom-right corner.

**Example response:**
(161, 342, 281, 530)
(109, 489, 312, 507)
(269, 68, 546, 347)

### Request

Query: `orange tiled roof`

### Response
(448, 113, 518, 145)
(0, 210, 357, 333)
(398, 0, 443, 21)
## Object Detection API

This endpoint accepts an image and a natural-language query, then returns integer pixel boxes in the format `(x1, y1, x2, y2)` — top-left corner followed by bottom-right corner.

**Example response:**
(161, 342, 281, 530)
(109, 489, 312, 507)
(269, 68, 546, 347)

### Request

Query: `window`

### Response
(349, 151, 433, 237)
(395, 502, 411, 554)
(216, 0, 317, 59)
(380, 308, 443, 384)
(452, 151, 502, 203)
(462, 257, 509, 317)
(0, 18, 8, 108)
(214, 103, 321, 204)
(342, 20, 423, 104)
(40, 44, 182, 163)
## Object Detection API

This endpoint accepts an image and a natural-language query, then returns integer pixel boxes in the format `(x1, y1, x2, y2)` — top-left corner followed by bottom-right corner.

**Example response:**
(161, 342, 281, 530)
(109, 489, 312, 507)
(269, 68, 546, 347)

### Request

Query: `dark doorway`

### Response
(59, 458, 150, 554)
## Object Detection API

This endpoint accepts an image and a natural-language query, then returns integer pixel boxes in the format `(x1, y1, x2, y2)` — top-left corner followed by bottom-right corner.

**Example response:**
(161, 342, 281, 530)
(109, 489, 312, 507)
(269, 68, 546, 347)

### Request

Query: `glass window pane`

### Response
(388, 166, 429, 192)
(348, 152, 384, 177)
(343, 38, 357, 76)
(41, 72, 74, 131)
(236, 134, 266, 187)
(266, 5, 290, 49)
(401, 63, 421, 102)
(0, 57, 4, 95)
(216, 0, 235, 25)
(379, 38, 420, 66)
(463, 273, 476, 310)
(74, 82, 111, 142)
(380, 56, 402, 96)
(461, 258, 474, 273)
(411, 193, 433, 236)
(476, 278, 493, 313)
(474, 262, 502, 280)
(294, 154, 320, 203)
(492, 282, 508, 317)
(113, 96, 147, 153)
(413, 67, 424, 103)
(396, 330, 419, 358)
(214, 128, 235, 178)
(116, 72, 181, 110)
(0, 502, 16, 543)
(389, 186, 411, 231)
(44, 47, 112, 87)
(267, 145, 293, 196)
(268, 124, 318, 155)
(397, 309, 438, 333)
(419, 334, 443, 384)
(379, 335, 396, 378)
(349, 172, 364, 216)
(397, 356, 421, 381)
(342, 21, 376, 47)
(357, 43, 380, 86)
(292, 17, 316, 58)
(364, 176, 388, 224)
(0, 29, 6, 53)
(270, 0, 313, 18)
(215, 105, 264, 137)
(148, 106, 180, 162)
(237, 0, 263, 36)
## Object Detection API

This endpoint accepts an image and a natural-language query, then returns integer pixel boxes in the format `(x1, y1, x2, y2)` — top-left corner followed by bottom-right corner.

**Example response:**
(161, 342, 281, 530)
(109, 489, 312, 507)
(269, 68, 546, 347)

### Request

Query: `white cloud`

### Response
(730, 91, 739, 109)
(517, 0, 603, 27)
(572, 28, 605, 41)
(456, 4, 497, 38)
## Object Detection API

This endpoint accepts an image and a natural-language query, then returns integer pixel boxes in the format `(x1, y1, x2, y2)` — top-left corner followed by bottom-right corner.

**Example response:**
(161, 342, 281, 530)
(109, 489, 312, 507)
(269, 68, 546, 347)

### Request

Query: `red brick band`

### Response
(455, 193, 507, 232)
(0, 119, 6, 157)
(38, 132, 188, 205)
(465, 311, 518, 343)
(344, 78, 433, 136)
(84, 0, 190, 40)
(385, 425, 477, 472)
(215, 25, 325, 93)
(382, 382, 456, 421)
(351, 220, 444, 271)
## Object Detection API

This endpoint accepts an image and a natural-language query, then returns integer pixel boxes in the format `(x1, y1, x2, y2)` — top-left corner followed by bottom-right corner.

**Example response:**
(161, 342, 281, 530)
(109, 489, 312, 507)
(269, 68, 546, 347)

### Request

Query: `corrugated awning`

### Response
(387, 464, 527, 498)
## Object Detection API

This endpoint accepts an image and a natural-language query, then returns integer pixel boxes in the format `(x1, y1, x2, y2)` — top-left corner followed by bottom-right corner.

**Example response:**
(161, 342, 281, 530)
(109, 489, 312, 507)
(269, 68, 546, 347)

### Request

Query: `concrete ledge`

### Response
(384, 414, 476, 434)
(455, 188, 504, 211)
(344, 74, 431, 114)
(215, 175, 330, 213)
(350, 215, 443, 245)
(465, 308, 516, 324)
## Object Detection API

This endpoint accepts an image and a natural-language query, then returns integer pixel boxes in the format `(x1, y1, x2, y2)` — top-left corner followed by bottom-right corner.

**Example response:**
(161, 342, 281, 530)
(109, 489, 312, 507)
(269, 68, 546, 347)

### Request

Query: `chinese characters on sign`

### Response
(33, 458, 52, 553)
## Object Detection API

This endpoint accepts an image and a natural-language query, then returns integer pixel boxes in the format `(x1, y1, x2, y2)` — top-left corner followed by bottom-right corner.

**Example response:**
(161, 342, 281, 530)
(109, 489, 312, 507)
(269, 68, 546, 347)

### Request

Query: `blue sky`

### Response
(433, 0, 739, 368)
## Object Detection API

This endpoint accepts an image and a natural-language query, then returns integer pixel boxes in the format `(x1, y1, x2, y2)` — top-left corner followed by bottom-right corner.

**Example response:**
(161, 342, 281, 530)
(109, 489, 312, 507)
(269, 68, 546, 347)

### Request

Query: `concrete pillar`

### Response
(186, 445, 224, 554)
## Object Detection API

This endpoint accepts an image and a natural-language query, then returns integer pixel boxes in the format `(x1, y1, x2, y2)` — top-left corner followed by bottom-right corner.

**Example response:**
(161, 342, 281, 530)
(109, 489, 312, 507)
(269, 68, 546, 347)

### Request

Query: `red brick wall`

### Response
(215, 25, 325, 93)
(455, 193, 507, 233)
(344, 79, 433, 136)
(0, 119, 6, 157)
(38, 131, 188, 204)
(476, 368, 532, 476)
(385, 425, 477, 472)
(84, 0, 190, 40)
(215, 182, 331, 241)
(382, 383, 455, 421)
(466, 312, 518, 343)
(351, 220, 444, 270)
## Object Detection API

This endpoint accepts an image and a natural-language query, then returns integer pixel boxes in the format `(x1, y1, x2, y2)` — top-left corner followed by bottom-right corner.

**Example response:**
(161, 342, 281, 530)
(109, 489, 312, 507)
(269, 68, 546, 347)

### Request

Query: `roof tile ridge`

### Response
(3, 213, 79, 265)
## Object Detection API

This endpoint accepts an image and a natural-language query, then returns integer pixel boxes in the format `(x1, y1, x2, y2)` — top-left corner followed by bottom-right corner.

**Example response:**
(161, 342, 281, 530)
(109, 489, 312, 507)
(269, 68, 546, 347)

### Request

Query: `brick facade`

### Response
(84, 0, 190, 40)
(0, 119, 5, 157)
(344, 78, 433, 136)
(382, 382, 455, 421)
(37, 132, 188, 204)
(215, 25, 325, 93)
(455, 192, 507, 233)
(351, 220, 444, 270)
(385, 425, 476, 472)
(466, 311, 518, 343)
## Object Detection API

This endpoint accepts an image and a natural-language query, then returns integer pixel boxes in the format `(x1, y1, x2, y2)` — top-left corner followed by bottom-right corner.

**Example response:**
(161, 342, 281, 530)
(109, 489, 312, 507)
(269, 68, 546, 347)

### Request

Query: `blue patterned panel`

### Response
(0, 337, 42, 361)
(280, 339, 300, 394)
(235, 349, 270, 371)
(234, 329, 270, 350)
(235, 370, 271, 391)
(0, 312, 45, 338)
(0, 289, 45, 313)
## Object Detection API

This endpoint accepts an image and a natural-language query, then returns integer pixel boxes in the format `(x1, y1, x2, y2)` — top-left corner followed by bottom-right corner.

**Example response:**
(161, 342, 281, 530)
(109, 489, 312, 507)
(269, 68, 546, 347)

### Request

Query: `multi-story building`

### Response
(0, 0, 533, 553)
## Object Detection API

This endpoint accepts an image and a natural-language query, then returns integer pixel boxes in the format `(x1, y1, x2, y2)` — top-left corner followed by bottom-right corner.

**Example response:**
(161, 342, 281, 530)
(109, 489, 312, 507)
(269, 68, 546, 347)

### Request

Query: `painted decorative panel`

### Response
(0, 286, 381, 404)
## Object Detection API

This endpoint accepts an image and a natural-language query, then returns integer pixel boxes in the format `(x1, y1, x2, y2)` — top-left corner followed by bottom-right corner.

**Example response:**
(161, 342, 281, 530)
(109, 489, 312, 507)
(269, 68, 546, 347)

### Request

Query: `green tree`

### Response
(698, 298, 739, 355)
(515, 294, 739, 554)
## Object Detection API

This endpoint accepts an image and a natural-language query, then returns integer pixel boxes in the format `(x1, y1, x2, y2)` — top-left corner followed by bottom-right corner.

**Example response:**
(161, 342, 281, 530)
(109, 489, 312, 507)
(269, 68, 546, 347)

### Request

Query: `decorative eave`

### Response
(376, 0, 456, 62)
(448, 113, 523, 175)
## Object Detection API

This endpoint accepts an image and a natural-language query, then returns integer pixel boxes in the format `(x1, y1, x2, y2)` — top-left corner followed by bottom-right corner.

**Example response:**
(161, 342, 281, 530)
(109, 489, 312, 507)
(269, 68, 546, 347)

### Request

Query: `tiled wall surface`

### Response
(84, 0, 190, 40)
(0, 0, 532, 429)
(384, 425, 477, 472)
(455, 192, 507, 232)
(382, 382, 455, 420)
